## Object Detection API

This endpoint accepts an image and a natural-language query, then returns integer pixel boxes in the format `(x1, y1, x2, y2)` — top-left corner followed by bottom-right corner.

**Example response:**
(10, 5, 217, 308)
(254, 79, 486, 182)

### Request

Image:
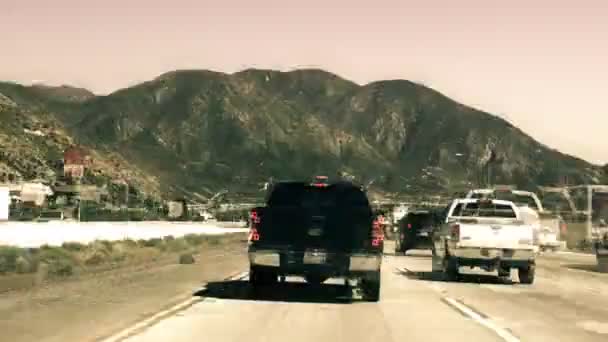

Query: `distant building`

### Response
(63, 146, 92, 180)
(21, 182, 54, 206)
(0, 187, 9, 221)
(168, 201, 185, 218)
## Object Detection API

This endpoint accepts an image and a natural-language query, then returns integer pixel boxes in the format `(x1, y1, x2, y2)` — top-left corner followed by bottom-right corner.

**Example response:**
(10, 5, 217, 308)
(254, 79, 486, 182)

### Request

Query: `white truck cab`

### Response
(465, 187, 562, 252)
(432, 198, 536, 284)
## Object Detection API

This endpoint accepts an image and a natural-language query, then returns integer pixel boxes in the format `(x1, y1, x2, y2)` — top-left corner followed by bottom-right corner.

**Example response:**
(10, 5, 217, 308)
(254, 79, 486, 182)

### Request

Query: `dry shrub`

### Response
(179, 253, 195, 264)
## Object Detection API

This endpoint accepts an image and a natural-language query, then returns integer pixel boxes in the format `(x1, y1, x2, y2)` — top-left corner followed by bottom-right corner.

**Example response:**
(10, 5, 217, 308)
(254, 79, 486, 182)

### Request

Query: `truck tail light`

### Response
(372, 218, 385, 246)
(249, 227, 260, 242)
(450, 224, 460, 240)
(560, 222, 567, 234)
(248, 209, 261, 242)
(407, 223, 412, 229)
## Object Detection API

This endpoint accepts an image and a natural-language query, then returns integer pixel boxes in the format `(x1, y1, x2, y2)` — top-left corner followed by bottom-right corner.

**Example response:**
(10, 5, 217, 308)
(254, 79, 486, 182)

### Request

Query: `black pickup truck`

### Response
(247, 180, 384, 301)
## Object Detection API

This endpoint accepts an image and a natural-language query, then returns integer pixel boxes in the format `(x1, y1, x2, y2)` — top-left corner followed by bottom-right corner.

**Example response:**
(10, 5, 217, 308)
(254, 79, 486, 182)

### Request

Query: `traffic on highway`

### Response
(2, 3, 608, 341)
(100, 178, 608, 342)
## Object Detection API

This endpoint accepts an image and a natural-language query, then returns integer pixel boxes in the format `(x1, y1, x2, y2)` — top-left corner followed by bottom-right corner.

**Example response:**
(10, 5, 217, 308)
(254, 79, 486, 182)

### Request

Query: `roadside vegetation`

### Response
(0, 234, 229, 281)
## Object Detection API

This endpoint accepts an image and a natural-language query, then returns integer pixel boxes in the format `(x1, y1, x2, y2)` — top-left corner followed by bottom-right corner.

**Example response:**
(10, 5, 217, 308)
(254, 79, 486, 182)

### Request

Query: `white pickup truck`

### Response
(466, 188, 563, 252)
(432, 198, 537, 284)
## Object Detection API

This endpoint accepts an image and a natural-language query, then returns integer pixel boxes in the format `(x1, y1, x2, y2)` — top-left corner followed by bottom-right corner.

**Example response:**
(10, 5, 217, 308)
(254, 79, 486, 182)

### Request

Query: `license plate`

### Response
(303, 250, 326, 264)
(308, 228, 323, 236)
(481, 248, 500, 257)
(418, 231, 429, 237)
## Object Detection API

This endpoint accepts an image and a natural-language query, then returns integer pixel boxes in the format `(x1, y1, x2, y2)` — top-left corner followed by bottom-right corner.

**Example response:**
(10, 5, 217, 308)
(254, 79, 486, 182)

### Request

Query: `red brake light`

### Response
(312, 183, 328, 188)
(249, 227, 260, 242)
(250, 210, 260, 224)
(248, 209, 262, 242)
(372, 218, 385, 246)
(407, 223, 412, 229)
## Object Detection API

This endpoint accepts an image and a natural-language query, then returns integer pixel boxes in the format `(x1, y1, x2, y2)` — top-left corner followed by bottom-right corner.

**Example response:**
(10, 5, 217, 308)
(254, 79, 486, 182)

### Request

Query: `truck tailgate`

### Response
(457, 222, 534, 249)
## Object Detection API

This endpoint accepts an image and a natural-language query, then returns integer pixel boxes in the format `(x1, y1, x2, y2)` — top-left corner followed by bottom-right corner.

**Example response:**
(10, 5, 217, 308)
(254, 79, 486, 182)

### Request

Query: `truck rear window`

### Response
(267, 183, 369, 209)
(453, 202, 517, 218)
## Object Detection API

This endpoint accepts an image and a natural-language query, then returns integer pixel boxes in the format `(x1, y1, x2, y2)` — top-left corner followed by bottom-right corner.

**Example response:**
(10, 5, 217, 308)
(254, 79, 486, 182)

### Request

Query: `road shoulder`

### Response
(0, 237, 249, 342)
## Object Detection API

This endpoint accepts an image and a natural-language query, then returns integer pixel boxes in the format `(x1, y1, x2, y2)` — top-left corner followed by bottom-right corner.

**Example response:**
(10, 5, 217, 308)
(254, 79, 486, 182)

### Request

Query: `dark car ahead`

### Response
(395, 210, 441, 255)
(247, 180, 384, 301)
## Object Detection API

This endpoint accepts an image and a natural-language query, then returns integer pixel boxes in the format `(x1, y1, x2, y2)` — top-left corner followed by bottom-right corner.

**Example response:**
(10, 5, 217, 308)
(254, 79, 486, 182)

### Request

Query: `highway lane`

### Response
(399, 251, 608, 341)
(116, 245, 608, 342)
(120, 257, 503, 342)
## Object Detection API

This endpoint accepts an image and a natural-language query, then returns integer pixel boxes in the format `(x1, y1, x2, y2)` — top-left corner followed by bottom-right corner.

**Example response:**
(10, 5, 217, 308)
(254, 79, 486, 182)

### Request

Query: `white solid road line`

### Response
(101, 271, 249, 342)
(100, 297, 202, 342)
(442, 297, 521, 342)
(554, 251, 595, 258)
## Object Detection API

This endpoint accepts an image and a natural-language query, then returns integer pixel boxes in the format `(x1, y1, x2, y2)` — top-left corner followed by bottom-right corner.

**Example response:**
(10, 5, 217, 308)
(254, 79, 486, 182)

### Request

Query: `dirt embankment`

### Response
(0, 233, 249, 342)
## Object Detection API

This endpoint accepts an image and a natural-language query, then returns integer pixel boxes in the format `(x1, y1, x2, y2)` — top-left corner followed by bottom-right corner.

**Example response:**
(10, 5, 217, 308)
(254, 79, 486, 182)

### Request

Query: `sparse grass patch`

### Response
(120, 238, 138, 248)
(0, 246, 21, 274)
(179, 253, 195, 264)
(205, 236, 221, 246)
(0, 233, 236, 287)
(61, 242, 86, 252)
(0, 247, 40, 274)
(38, 247, 76, 277)
(184, 234, 206, 246)
(164, 238, 190, 253)
(139, 238, 164, 249)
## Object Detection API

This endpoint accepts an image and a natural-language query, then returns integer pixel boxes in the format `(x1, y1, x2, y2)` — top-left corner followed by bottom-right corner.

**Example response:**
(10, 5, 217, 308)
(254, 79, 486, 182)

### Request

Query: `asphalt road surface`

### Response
(113, 243, 608, 342)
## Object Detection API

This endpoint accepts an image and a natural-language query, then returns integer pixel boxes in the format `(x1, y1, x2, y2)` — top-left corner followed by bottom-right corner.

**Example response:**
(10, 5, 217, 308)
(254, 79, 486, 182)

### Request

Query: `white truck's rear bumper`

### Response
(451, 247, 535, 261)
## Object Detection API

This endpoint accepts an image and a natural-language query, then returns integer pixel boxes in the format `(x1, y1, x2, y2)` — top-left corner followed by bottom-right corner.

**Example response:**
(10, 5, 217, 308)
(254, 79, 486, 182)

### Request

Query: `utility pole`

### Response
(487, 164, 491, 188)
(123, 178, 129, 222)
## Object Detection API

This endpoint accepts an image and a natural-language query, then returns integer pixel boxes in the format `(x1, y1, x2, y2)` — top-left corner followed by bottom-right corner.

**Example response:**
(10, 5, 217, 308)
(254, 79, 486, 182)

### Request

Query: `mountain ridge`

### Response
(0, 68, 603, 200)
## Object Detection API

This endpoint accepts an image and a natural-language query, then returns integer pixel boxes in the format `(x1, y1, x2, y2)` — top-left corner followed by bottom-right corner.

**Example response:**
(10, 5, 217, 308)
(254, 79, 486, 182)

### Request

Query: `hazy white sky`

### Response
(1, 0, 606, 164)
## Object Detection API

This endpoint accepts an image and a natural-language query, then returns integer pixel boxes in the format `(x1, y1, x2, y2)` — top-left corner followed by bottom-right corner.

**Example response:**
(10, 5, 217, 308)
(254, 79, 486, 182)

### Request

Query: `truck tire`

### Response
(443, 256, 459, 282)
(362, 271, 381, 302)
(498, 266, 511, 281)
(394, 241, 403, 255)
(250, 267, 277, 287)
(518, 265, 536, 284)
(597, 255, 608, 273)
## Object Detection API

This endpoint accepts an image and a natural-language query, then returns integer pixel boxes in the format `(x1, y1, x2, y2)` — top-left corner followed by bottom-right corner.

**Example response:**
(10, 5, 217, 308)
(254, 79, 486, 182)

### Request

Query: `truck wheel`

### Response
(518, 265, 536, 284)
(394, 241, 402, 255)
(362, 271, 381, 302)
(305, 274, 328, 285)
(250, 267, 277, 287)
(597, 255, 608, 273)
(443, 256, 459, 282)
(249, 267, 262, 288)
